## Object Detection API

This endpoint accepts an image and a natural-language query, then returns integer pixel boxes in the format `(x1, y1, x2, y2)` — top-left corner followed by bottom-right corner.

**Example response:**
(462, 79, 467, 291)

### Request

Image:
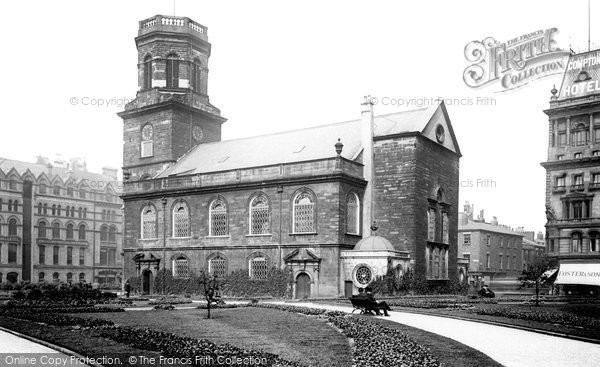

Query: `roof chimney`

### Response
(477, 209, 485, 222)
(458, 212, 469, 226)
(46, 163, 53, 177)
(361, 96, 375, 236)
(491, 216, 498, 226)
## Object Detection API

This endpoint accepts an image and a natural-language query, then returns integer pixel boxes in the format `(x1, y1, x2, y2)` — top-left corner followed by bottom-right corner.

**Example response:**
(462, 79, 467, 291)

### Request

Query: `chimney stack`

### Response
(491, 216, 498, 226)
(361, 96, 375, 236)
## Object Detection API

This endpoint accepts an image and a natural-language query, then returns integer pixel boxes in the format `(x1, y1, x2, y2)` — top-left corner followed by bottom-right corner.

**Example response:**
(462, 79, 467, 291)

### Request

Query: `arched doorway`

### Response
(142, 269, 153, 295)
(296, 273, 311, 299)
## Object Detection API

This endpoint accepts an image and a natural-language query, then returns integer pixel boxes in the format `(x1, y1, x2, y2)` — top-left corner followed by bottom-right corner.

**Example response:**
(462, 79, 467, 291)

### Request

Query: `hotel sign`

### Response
(559, 51, 600, 99)
(463, 28, 570, 92)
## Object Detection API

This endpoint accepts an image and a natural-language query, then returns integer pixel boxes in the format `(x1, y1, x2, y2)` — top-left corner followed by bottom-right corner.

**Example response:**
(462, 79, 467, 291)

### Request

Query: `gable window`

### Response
(166, 54, 179, 88)
(141, 124, 154, 158)
(9, 179, 17, 190)
(67, 187, 73, 197)
(141, 205, 157, 239)
(53, 185, 60, 195)
(346, 193, 360, 235)
(173, 256, 190, 278)
(209, 257, 227, 278)
(293, 191, 315, 233)
(249, 194, 270, 235)
(172, 202, 190, 238)
(209, 199, 228, 236)
(143, 54, 152, 89)
(39, 183, 47, 194)
(249, 257, 268, 279)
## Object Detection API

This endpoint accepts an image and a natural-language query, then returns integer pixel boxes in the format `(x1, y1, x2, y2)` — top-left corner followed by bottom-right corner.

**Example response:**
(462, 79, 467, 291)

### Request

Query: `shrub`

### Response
(472, 307, 600, 329)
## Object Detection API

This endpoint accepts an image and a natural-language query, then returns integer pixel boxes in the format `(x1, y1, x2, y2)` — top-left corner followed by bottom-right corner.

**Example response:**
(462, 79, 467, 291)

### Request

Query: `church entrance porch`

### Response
(296, 273, 311, 299)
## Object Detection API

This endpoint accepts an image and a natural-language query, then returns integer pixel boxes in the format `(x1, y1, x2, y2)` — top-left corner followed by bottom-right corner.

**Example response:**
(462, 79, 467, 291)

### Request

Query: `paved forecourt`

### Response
(268, 301, 600, 367)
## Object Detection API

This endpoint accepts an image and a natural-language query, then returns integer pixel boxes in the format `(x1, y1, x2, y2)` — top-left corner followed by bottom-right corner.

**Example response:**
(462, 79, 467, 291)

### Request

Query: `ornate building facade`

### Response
(0, 157, 123, 286)
(543, 49, 600, 294)
(120, 15, 462, 297)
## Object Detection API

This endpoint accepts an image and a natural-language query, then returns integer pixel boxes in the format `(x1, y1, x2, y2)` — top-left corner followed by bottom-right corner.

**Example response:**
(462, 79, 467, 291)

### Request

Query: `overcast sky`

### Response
(1, 0, 597, 233)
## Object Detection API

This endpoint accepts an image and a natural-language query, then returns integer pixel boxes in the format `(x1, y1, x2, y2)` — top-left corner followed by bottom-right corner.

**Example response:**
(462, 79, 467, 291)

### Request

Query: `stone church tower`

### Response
(119, 15, 226, 180)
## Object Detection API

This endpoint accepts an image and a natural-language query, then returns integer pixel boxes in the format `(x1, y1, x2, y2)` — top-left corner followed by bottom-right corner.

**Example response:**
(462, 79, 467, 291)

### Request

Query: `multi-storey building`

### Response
(521, 231, 546, 271)
(0, 156, 123, 286)
(119, 15, 463, 297)
(458, 203, 523, 285)
(542, 49, 600, 294)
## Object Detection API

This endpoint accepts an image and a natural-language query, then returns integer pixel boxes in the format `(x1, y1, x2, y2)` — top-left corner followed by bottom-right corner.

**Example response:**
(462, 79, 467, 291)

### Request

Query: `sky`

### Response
(0, 0, 597, 233)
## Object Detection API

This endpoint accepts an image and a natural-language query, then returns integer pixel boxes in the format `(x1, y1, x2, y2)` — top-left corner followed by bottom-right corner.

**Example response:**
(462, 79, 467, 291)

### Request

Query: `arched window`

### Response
(143, 54, 152, 89)
(8, 218, 17, 236)
(571, 232, 582, 252)
(57, 205, 61, 216)
(66, 272, 73, 283)
(293, 191, 315, 233)
(209, 199, 228, 236)
(78, 207, 82, 218)
(53, 185, 60, 195)
(172, 202, 190, 238)
(52, 222, 60, 239)
(8, 200, 12, 211)
(37, 203, 42, 215)
(442, 212, 449, 244)
(52, 204, 56, 216)
(141, 205, 157, 239)
(52, 272, 59, 283)
(79, 248, 85, 265)
(66, 206, 70, 217)
(249, 194, 270, 235)
(83, 208, 87, 219)
(43, 203, 48, 215)
(427, 208, 436, 241)
(66, 223, 74, 239)
(70, 207, 74, 217)
(79, 273, 85, 282)
(346, 193, 360, 235)
(172, 256, 190, 278)
(249, 256, 268, 279)
(39, 183, 47, 194)
(191, 58, 201, 92)
(101, 210, 106, 220)
(166, 53, 179, 88)
(208, 256, 227, 278)
(38, 220, 47, 238)
(100, 225, 108, 242)
(13, 200, 18, 212)
(78, 224, 86, 241)
(109, 225, 116, 242)
(590, 232, 600, 252)
(39, 272, 45, 282)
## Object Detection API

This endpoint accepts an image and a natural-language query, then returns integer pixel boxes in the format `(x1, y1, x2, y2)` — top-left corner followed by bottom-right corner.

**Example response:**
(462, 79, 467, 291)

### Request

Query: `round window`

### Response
(355, 266, 372, 285)
(435, 124, 445, 143)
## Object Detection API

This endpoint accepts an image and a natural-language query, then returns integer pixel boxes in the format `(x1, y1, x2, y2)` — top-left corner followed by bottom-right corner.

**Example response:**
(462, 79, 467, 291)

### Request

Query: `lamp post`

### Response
(161, 197, 167, 294)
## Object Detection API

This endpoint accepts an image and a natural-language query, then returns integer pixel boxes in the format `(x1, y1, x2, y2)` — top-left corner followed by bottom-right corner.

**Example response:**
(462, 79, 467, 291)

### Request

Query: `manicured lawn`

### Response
(77, 307, 353, 367)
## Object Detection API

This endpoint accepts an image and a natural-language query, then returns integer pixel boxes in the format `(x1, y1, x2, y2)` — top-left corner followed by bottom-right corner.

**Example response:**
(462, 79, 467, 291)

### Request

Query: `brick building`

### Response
(521, 231, 546, 271)
(542, 49, 600, 293)
(458, 203, 523, 285)
(120, 15, 462, 297)
(0, 156, 123, 286)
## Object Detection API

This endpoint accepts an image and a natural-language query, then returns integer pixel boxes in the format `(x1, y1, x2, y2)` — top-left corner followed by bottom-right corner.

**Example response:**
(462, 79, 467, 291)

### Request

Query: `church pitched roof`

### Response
(159, 102, 460, 177)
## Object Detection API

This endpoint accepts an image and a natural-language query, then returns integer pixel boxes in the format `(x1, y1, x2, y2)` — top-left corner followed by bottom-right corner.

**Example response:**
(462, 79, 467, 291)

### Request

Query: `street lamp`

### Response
(161, 197, 167, 294)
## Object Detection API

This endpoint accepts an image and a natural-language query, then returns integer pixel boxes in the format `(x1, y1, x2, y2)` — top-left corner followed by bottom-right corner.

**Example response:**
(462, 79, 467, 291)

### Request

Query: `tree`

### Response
(198, 271, 219, 319)
(519, 255, 557, 306)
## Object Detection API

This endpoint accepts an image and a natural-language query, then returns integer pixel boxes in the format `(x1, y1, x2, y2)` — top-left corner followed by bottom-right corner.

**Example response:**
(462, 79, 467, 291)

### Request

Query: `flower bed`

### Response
(148, 296, 193, 305)
(0, 308, 114, 328)
(252, 304, 441, 367)
(471, 307, 600, 329)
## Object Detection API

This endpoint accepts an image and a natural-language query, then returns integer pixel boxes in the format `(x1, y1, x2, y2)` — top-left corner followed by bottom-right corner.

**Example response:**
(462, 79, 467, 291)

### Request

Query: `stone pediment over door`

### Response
(284, 248, 321, 271)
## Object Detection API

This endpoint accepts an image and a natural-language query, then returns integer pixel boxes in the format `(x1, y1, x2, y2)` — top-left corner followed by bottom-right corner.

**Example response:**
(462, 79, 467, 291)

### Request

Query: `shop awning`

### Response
(539, 268, 558, 284)
(555, 263, 600, 286)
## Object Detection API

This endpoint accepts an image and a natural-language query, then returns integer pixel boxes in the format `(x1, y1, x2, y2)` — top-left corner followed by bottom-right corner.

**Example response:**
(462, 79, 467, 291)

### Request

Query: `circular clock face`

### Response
(578, 71, 589, 81)
(192, 126, 204, 142)
(435, 124, 445, 143)
(141, 124, 153, 140)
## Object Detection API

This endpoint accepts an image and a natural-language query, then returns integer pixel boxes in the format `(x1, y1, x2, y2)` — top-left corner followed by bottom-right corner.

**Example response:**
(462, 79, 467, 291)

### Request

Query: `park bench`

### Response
(349, 297, 378, 315)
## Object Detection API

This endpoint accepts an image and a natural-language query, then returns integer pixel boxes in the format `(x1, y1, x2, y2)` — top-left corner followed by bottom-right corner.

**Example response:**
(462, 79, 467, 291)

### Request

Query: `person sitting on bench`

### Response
(354, 287, 375, 315)
(365, 287, 391, 316)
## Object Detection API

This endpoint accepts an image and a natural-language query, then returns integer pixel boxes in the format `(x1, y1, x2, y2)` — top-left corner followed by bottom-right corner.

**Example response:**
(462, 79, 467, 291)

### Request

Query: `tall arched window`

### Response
(83, 208, 87, 219)
(346, 193, 360, 235)
(43, 203, 48, 215)
(78, 224, 86, 241)
(100, 225, 108, 242)
(172, 256, 190, 278)
(141, 205, 157, 239)
(249, 256, 268, 279)
(208, 256, 227, 277)
(590, 232, 600, 252)
(78, 207, 82, 218)
(109, 225, 116, 242)
(51, 205, 56, 216)
(37, 203, 42, 215)
(57, 205, 61, 216)
(66, 206, 71, 217)
(66, 223, 74, 239)
(166, 53, 179, 88)
(8, 200, 12, 211)
(13, 200, 18, 212)
(571, 232, 582, 252)
(293, 191, 316, 233)
(249, 194, 270, 235)
(8, 218, 17, 236)
(427, 208, 436, 241)
(52, 222, 60, 239)
(191, 58, 201, 92)
(143, 54, 153, 89)
(70, 207, 75, 217)
(209, 199, 228, 236)
(38, 220, 47, 238)
(172, 202, 190, 237)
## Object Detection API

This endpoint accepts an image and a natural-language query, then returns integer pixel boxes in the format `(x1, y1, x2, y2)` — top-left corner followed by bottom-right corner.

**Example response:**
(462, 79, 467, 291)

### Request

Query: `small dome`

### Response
(353, 236, 395, 251)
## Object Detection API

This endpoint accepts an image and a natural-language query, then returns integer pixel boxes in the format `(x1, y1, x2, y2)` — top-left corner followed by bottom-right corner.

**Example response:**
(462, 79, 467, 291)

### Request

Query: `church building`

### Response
(120, 15, 462, 297)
